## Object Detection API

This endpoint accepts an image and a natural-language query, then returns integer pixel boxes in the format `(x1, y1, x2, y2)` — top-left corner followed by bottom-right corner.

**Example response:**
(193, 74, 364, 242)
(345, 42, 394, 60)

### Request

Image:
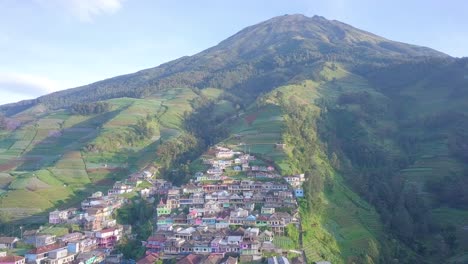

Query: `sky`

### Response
(1, 0, 468, 105)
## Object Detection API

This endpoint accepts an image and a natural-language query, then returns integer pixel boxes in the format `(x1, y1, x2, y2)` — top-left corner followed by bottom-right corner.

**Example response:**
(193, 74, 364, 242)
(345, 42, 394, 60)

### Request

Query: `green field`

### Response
(0, 88, 207, 220)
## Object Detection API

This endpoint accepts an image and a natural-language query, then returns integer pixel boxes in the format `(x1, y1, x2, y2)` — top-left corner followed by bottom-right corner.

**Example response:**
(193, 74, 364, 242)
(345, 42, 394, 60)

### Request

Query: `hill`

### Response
(1, 14, 467, 263)
(0, 14, 447, 115)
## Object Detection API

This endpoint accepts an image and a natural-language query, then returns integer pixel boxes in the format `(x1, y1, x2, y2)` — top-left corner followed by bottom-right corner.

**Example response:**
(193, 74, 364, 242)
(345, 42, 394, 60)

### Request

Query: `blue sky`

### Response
(1, 0, 467, 105)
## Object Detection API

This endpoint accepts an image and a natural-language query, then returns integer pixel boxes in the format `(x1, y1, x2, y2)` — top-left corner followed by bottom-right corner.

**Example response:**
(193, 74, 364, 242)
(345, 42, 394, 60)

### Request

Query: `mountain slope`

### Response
(0, 14, 448, 115)
(0, 14, 467, 264)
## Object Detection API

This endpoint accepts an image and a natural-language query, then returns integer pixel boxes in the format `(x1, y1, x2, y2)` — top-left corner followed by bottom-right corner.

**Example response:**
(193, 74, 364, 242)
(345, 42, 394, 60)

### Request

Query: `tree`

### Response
(0, 114, 6, 130)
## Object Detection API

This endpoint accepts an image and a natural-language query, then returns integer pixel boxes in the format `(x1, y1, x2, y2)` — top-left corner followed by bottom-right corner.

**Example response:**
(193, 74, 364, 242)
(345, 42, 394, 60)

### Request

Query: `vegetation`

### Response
(0, 114, 6, 130)
(71, 102, 111, 115)
(116, 198, 155, 260)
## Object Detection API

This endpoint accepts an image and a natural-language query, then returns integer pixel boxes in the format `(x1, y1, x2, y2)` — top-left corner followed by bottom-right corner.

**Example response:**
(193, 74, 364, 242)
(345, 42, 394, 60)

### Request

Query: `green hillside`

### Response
(0, 88, 220, 222)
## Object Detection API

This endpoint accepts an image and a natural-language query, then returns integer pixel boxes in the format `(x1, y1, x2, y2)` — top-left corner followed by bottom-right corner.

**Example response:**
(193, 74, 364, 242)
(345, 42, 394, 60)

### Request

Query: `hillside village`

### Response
(0, 146, 312, 264)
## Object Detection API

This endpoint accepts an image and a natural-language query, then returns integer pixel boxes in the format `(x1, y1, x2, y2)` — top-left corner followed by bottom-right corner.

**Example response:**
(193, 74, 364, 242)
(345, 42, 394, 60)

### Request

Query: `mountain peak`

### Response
(210, 14, 447, 61)
(1, 14, 450, 113)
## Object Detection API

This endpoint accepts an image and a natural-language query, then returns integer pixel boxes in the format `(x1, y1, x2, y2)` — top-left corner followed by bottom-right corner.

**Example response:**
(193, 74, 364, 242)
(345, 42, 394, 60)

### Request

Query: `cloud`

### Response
(36, 0, 124, 22)
(0, 72, 61, 98)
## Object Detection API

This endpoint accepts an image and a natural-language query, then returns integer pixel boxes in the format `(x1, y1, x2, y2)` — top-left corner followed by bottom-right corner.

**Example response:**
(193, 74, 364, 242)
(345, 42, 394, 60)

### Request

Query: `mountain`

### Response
(1, 14, 467, 264)
(0, 14, 448, 115)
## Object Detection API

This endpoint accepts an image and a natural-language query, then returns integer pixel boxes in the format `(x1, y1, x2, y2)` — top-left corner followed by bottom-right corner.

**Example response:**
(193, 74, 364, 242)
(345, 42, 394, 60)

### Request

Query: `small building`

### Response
(268, 256, 290, 264)
(58, 233, 83, 243)
(24, 234, 57, 248)
(49, 210, 69, 224)
(275, 143, 286, 149)
(25, 243, 66, 264)
(75, 250, 105, 264)
(261, 207, 275, 215)
(42, 248, 74, 264)
(0, 237, 19, 249)
(157, 200, 171, 216)
(294, 189, 304, 198)
(221, 256, 238, 264)
(176, 253, 204, 264)
(0, 253, 25, 264)
(216, 151, 234, 159)
(136, 253, 159, 264)
(95, 227, 121, 248)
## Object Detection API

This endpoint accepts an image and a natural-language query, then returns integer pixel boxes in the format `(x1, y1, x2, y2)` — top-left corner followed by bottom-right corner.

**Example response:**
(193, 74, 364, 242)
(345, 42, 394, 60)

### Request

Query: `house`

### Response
(157, 200, 171, 216)
(142, 170, 153, 179)
(268, 256, 290, 264)
(182, 183, 203, 194)
(83, 216, 102, 231)
(0, 253, 25, 264)
(58, 233, 83, 243)
(136, 253, 159, 264)
(49, 210, 69, 224)
(95, 227, 121, 248)
(105, 253, 123, 264)
(74, 250, 106, 264)
(108, 181, 133, 196)
(294, 189, 304, 198)
(261, 207, 275, 215)
(202, 254, 224, 264)
(176, 253, 204, 264)
(192, 241, 211, 254)
(157, 216, 174, 229)
(233, 166, 242, 172)
(207, 168, 223, 175)
(140, 188, 151, 198)
(163, 237, 185, 254)
(258, 230, 274, 242)
(67, 238, 97, 254)
(275, 143, 286, 149)
(42, 248, 75, 264)
(0, 237, 18, 249)
(216, 151, 234, 159)
(221, 256, 238, 264)
(145, 235, 166, 253)
(24, 234, 57, 248)
(25, 243, 66, 264)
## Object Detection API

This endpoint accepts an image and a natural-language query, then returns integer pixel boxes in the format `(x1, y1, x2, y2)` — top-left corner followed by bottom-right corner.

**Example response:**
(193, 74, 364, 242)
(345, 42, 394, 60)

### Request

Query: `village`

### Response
(0, 146, 309, 264)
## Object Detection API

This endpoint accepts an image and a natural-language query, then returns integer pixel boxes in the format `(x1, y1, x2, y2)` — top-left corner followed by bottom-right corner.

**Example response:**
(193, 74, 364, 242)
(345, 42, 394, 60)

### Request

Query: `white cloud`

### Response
(36, 0, 124, 22)
(0, 72, 61, 98)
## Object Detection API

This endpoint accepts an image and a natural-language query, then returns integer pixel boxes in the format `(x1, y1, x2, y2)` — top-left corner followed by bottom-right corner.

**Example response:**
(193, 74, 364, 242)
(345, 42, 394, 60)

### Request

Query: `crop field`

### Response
(323, 181, 382, 259)
(0, 87, 202, 219)
(226, 104, 286, 167)
(300, 177, 383, 263)
(273, 236, 296, 250)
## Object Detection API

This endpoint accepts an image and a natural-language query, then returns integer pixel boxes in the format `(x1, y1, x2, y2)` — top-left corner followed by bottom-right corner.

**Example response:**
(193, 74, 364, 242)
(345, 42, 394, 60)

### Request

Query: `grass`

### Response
(38, 226, 70, 236)
(0, 190, 54, 209)
(225, 104, 286, 170)
(322, 177, 383, 260)
(273, 236, 297, 250)
(0, 87, 203, 220)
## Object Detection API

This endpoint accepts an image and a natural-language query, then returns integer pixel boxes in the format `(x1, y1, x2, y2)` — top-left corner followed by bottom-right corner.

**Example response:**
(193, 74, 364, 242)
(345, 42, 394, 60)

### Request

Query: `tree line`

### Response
(70, 102, 111, 115)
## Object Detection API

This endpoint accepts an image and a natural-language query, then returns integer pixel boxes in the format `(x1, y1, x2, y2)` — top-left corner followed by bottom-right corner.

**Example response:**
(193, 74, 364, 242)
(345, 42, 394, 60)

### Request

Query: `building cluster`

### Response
(146, 226, 279, 263)
(0, 170, 153, 264)
(0, 146, 310, 264)
(142, 146, 306, 263)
